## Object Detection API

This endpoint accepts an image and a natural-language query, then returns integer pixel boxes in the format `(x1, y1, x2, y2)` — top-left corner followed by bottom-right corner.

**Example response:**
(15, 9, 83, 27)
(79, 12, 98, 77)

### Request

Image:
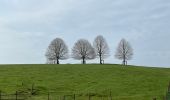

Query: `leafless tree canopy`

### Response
(115, 38, 133, 65)
(45, 38, 69, 64)
(93, 35, 109, 64)
(72, 39, 96, 64)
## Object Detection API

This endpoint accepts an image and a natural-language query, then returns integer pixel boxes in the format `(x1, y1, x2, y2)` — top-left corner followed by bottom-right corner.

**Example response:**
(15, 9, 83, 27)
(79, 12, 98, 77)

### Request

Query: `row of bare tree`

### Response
(45, 35, 133, 65)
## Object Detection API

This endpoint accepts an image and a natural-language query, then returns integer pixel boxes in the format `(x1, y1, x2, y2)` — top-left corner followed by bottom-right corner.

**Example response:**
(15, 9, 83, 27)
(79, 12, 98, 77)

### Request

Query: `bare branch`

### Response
(115, 38, 133, 65)
(45, 38, 69, 64)
(72, 39, 96, 64)
(93, 35, 109, 64)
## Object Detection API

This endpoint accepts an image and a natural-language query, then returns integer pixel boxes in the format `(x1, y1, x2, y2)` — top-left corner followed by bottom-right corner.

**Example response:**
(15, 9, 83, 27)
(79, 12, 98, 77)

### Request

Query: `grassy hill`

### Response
(0, 64, 169, 100)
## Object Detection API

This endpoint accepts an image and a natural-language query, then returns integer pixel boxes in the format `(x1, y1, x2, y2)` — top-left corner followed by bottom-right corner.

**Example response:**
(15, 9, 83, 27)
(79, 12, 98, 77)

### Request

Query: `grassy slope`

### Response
(0, 64, 170, 100)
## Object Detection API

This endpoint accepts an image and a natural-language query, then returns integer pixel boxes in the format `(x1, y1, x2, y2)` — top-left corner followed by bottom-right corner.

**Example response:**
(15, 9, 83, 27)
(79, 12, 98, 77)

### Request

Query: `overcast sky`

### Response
(0, 0, 170, 67)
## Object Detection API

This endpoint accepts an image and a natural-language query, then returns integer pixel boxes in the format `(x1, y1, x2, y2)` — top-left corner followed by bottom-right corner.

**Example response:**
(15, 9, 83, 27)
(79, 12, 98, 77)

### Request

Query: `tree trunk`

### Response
(123, 58, 126, 65)
(82, 57, 86, 64)
(99, 54, 102, 64)
(122, 42, 126, 66)
(56, 58, 59, 64)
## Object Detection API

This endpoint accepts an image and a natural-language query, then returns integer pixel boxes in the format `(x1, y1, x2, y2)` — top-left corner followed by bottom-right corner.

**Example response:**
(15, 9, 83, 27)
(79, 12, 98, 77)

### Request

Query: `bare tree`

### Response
(45, 38, 69, 64)
(93, 35, 110, 64)
(115, 38, 133, 65)
(72, 39, 96, 64)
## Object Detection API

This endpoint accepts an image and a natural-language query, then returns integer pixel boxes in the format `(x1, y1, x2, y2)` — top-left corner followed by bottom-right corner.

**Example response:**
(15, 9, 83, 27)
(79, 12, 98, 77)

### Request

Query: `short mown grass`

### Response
(0, 64, 169, 100)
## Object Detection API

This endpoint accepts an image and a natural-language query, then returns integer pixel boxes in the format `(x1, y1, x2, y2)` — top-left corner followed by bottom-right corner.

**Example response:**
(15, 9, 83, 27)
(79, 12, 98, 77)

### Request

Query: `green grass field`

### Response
(0, 64, 169, 100)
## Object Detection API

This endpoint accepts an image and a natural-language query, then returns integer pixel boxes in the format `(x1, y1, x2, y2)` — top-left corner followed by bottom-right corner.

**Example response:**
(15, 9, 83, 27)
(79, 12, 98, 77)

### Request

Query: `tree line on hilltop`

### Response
(45, 35, 133, 65)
